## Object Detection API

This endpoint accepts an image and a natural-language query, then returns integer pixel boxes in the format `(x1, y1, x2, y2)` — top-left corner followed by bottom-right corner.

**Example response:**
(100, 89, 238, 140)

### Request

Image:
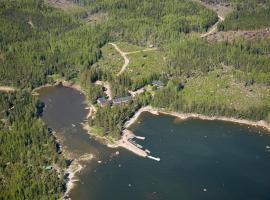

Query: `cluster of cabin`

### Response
(96, 80, 164, 106)
(97, 96, 132, 106)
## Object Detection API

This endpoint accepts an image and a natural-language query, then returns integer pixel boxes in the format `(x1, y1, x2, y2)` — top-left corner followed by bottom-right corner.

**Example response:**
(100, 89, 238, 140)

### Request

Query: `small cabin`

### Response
(112, 96, 131, 105)
(97, 97, 108, 106)
(149, 44, 155, 48)
(152, 80, 165, 87)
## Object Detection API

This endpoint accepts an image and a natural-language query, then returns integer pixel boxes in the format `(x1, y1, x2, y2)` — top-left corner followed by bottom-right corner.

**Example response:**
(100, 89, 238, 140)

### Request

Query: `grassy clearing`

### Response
(92, 43, 124, 75)
(126, 50, 167, 82)
(85, 12, 108, 24)
(182, 68, 270, 111)
(114, 42, 145, 52)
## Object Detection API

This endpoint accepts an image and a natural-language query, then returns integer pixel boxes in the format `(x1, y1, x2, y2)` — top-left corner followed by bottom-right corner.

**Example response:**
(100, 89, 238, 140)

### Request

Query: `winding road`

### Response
(201, 15, 225, 38)
(109, 43, 158, 76)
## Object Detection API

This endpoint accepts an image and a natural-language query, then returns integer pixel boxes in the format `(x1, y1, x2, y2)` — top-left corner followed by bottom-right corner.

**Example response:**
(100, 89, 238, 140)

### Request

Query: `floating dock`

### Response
(121, 129, 160, 160)
(135, 136, 145, 140)
(147, 156, 161, 162)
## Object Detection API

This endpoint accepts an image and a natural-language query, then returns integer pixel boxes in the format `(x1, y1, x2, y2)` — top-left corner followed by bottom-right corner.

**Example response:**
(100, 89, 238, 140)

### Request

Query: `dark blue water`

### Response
(39, 86, 270, 200)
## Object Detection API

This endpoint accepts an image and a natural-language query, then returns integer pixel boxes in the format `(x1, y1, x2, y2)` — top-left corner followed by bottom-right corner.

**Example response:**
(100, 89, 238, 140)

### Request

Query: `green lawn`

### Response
(114, 41, 146, 52)
(127, 49, 167, 82)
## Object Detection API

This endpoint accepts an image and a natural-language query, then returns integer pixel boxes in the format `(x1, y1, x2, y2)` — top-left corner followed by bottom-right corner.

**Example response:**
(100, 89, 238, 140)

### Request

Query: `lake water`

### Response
(39, 86, 270, 200)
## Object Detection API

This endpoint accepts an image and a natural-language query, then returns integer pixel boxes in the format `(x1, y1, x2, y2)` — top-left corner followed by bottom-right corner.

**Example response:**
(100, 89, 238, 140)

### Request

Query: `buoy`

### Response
(203, 188, 207, 192)
(98, 160, 102, 164)
(128, 184, 132, 187)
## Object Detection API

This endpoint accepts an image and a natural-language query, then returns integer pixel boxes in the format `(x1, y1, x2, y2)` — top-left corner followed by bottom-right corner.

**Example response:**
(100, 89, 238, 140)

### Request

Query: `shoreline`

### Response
(82, 120, 148, 157)
(36, 83, 270, 197)
(83, 105, 270, 158)
(35, 81, 95, 200)
(48, 130, 94, 200)
(63, 153, 94, 199)
(124, 106, 270, 132)
(32, 80, 83, 95)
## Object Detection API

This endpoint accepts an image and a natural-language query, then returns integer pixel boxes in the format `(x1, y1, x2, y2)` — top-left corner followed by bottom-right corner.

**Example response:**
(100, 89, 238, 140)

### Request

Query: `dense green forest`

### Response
(1, 0, 270, 198)
(0, 0, 107, 88)
(0, 91, 66, 199)
(0, 0, 217, 89)
(165, 36, 270, 85)
(89, 102, 140, 139)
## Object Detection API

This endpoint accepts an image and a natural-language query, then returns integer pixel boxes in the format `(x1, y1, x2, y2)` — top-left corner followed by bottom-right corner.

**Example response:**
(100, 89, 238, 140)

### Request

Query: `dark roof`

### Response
(112, 96, 131, 104)
(152, 80, 164, 87)
(97, 97, 107, 104)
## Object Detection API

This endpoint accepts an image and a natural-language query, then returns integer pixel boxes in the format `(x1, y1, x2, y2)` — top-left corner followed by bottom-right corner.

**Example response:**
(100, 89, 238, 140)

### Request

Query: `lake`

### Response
(39, 86, 270, 200)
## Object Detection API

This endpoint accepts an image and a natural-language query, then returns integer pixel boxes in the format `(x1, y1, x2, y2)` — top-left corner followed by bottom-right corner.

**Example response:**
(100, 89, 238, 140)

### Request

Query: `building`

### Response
(97, 97, 108, 106)
(112, 96, 132, 105)
(129, 88, 145, 97)
(152, 80, 165, 87)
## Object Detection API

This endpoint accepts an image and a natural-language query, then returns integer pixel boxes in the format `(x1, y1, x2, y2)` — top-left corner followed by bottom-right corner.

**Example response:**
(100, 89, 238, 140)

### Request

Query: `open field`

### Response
(114, 42, 146, 52)
(126, 50, 167, 82)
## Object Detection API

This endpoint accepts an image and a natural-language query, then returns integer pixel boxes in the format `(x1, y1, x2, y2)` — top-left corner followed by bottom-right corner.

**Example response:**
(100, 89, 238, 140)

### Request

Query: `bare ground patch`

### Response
(193, 0, 233, 19)
(206, 28, 270, 42)
(44, 0, 81, 10)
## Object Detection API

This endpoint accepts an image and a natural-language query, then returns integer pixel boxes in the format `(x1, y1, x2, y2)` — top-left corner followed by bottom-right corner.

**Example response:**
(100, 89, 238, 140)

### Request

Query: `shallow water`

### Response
(38, 85, 111, 159)
(39, 86, 270, 200)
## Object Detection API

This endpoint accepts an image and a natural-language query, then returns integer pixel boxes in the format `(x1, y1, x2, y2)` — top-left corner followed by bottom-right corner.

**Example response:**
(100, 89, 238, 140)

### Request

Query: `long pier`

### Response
(120, 129, 160, 162)
(147, 156, 161, 162)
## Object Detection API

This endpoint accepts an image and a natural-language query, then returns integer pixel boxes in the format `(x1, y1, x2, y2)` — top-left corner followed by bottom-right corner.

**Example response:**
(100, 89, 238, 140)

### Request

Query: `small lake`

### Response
(39, 86, 270, 200)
